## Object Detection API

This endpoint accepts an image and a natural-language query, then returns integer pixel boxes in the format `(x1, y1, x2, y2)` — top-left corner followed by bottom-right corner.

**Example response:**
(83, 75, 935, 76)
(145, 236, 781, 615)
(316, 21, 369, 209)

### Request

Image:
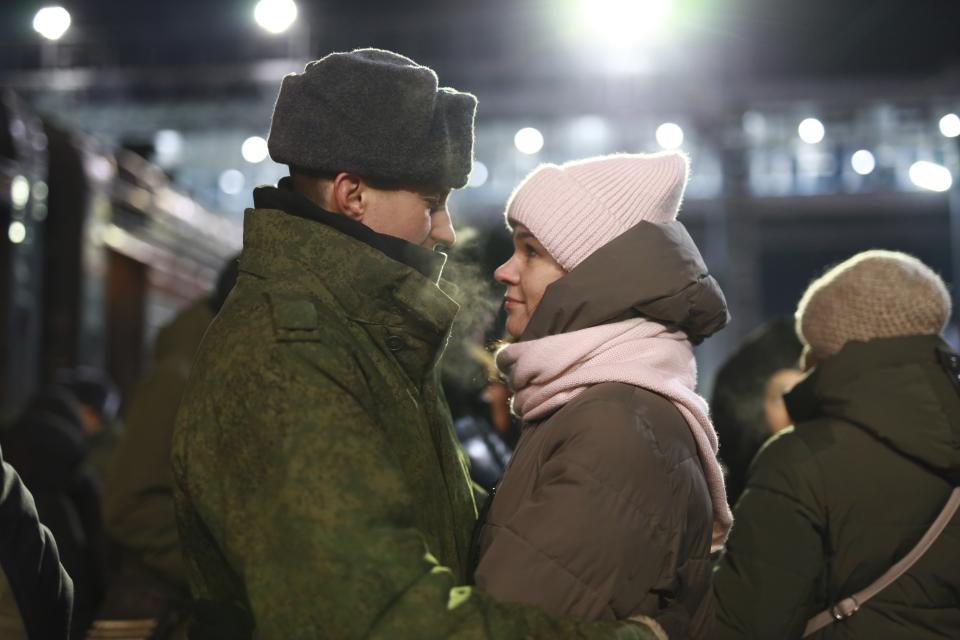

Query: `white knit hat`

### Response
(505, 152, 690, 271)
(796, 250, 952, 359)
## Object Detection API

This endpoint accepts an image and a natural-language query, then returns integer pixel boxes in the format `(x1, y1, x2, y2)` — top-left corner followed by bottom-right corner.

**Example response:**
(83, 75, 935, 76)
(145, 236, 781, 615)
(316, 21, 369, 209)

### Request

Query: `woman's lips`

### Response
(504, 297, 523, 310)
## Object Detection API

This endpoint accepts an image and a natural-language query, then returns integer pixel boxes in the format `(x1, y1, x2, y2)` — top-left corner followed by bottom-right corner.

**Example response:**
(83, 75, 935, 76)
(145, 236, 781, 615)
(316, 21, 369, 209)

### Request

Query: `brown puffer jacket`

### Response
(473, 220, 729, 639)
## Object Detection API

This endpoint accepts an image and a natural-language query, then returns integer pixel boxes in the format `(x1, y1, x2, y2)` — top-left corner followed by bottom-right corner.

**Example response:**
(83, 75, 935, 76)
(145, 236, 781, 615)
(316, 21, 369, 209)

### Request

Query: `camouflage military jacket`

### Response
(172, 196, 659, 640)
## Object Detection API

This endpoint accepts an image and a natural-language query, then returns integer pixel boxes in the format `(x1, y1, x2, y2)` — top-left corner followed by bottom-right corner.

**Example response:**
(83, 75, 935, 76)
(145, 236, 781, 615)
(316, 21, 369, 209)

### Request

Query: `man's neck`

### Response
(289, 173, 339, 213)
(253, 179, 446, 283)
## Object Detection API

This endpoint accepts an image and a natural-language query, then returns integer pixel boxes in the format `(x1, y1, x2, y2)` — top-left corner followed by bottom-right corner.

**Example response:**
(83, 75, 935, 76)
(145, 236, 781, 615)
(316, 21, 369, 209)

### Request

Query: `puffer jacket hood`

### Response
(786, 334, 960, 485)
(521, 220, 729, 344)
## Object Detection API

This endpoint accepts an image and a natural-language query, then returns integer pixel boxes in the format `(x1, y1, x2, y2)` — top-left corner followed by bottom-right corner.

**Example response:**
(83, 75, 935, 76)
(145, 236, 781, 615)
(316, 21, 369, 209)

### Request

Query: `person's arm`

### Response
(182, 341, 660, 640)
(712, 429, 827, 639)
(0, 448, 73, 640)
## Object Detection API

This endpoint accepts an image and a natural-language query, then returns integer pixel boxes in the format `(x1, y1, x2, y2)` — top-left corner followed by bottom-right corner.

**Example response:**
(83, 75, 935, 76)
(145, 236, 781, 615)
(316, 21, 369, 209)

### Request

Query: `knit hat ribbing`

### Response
(505, 152, 690, 271)
(796, 250, 951, 359)
(268, 48, 477, 189)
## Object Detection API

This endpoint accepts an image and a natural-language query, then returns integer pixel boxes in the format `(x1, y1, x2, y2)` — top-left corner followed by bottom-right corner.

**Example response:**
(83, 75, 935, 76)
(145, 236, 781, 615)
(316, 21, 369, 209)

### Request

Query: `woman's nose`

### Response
(494, 257, 518, 284)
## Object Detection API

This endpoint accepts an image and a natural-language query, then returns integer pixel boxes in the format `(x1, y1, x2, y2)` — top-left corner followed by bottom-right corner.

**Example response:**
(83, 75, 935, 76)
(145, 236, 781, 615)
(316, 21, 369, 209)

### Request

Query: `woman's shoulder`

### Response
(564, 380, 681, 411)
(562, 382, 690, 431)
(545, 382, 698, 470)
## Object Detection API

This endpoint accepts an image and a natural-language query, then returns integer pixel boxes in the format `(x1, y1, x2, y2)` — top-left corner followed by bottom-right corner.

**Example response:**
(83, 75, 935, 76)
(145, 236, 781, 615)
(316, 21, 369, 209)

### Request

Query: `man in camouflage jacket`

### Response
(172, 49, 660, 639)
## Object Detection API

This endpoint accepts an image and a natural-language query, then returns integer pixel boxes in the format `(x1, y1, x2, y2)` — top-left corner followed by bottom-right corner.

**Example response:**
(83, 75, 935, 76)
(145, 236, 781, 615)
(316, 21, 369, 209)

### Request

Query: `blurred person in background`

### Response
(0, 378, 111, 638)
(171, 49, 662, 639)
(53, 367, 122, 482)
(447, 344, 515, 491)
(710, 320, 804, 504)
(713, 250, 960, 639)
(763, 367, 804, 434)
(474, 152, 731, 639)
(0, 442, 73, 639)
(92, 255, 238, 639)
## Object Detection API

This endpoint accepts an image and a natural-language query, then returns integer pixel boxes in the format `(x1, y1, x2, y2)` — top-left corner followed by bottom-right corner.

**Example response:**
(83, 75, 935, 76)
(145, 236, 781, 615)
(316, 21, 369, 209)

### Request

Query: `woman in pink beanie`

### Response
(472, 151, 731, 639)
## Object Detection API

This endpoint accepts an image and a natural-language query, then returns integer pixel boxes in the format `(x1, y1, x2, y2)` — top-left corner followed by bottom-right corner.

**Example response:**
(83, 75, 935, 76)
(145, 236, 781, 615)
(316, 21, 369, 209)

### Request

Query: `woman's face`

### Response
(494, 224, 567, 339)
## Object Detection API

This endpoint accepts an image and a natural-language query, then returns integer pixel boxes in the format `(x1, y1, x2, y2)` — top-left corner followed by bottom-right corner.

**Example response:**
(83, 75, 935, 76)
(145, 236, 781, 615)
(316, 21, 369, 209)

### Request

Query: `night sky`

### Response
(2, 0, 960, 79)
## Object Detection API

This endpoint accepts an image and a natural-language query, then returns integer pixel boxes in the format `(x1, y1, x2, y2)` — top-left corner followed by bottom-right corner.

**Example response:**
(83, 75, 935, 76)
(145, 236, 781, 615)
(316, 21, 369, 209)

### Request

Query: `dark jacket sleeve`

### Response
(0, 445, 74, 640)
(712, 429, 826, 639)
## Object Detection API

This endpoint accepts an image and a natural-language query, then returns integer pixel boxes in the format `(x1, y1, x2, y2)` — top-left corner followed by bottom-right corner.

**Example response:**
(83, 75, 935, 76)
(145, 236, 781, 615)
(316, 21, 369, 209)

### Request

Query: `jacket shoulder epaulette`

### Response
(266, 293, 324, 342)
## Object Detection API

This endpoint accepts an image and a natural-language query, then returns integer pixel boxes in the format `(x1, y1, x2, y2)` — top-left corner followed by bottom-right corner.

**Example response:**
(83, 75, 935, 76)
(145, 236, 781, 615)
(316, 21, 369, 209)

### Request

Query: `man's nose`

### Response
(429, 209, 456, 249)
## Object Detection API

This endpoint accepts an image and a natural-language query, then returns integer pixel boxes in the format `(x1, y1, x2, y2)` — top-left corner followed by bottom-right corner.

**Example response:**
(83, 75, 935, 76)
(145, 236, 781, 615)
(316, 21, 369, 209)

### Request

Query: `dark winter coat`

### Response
(171, 184, 661, 640)
(474, 220, 729, 639)
(0, 442, 73, 639)
(1, 386, 104, 638)
(713, 334, 960, 639)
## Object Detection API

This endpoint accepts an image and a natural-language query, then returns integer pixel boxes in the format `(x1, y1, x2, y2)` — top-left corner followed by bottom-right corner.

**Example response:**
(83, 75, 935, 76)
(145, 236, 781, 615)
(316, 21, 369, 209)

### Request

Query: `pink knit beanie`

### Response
(505, 152, 690, 271)
(796, 250, 952, 359)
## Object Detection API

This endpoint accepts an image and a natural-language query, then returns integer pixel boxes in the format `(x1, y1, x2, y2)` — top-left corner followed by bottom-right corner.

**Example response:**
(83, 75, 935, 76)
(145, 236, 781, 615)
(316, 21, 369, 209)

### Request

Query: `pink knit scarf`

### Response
(496, 318, 733, 550)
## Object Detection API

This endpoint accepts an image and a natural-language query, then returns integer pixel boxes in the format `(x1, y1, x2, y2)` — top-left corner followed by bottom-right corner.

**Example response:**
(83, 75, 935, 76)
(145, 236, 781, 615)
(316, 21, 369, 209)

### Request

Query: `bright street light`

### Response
(850, 150, 876, 176)
(939, 113, 960, 138)
(241, 136, 269, 163)
(33, 6, 71, 41)
(10, 176, 30, 209)
(219, 169, 246, 195)
(154, 130, 183, 167)
(8, 221, 27, 245)
(514, 128, 544, 155)
(909, 161, 953, 192)
(577, 0, 674, 47)
(798, 118, 825, 144)
(656, 123, 684, 150)
(254, 0, 298, 34)
(467, 161, 489, 188)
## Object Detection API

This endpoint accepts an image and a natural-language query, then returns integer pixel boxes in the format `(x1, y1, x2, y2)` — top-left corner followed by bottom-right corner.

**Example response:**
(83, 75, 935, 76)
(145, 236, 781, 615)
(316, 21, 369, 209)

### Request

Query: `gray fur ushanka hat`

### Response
(268, 48, 477, 189)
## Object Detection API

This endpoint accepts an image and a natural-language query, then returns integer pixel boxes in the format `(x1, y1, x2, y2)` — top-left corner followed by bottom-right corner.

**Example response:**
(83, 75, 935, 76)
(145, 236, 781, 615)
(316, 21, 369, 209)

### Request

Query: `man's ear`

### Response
(330, 172, 365, 220)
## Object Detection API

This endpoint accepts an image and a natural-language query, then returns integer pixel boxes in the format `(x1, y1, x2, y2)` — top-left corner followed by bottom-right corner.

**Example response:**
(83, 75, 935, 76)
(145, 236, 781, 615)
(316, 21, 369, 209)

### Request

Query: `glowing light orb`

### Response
(514, 128, 544, 155)
(254, 0, 298, 34)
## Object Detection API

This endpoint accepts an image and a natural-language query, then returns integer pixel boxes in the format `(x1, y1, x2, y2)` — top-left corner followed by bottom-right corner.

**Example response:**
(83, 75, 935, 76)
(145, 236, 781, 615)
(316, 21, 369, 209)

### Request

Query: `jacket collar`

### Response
(239, 206, 459, 384)
(785, 334, 960, 482)
(520, 220, 729, 344)
(252, 178, 446, 283)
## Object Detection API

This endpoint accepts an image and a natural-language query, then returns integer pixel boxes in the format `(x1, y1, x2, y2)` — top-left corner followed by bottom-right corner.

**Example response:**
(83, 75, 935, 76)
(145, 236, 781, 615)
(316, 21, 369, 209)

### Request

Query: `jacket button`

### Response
(386, 335, 405, 352)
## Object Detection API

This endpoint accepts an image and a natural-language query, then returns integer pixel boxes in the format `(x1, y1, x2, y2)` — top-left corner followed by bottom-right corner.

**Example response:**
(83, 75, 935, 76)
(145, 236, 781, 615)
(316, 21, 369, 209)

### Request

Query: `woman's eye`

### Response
(524, 244, 538, 257)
